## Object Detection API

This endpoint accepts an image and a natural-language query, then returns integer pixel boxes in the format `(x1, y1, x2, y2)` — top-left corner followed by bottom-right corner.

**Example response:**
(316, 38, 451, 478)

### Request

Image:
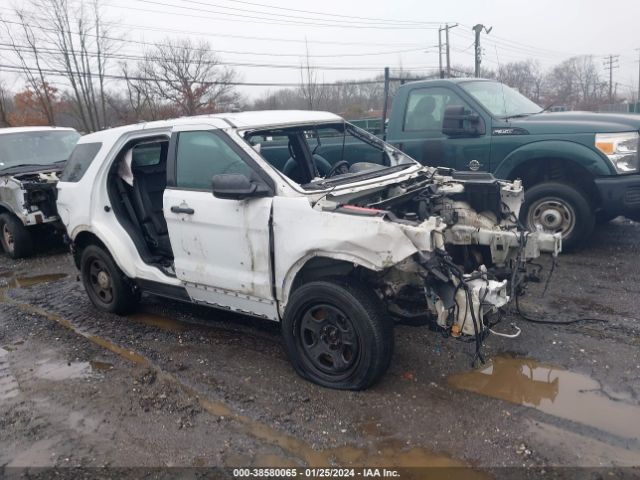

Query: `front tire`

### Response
(0, 213, 33, 259)
(281, 279, 393, 390)
(520, 182, 595, 250)
(80, 245, 139, 315)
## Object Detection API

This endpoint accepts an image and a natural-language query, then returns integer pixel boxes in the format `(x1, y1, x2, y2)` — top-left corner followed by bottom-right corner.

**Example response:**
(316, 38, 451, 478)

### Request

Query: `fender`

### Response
(494, 140, 615, 179)
(278, 250, 393, 315)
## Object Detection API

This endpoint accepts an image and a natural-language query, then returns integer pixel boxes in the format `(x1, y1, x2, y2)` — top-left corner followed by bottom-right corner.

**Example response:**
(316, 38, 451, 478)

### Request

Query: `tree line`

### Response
(0, 0, 635, 131)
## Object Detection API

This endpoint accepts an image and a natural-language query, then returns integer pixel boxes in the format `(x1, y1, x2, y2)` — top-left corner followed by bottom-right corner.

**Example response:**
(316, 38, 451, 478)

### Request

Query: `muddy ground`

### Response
(0, 220, 639, 479)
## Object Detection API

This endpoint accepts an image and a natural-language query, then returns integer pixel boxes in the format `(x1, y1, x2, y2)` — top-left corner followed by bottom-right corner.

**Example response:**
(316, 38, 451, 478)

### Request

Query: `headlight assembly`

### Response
(595, 131, 639, 173)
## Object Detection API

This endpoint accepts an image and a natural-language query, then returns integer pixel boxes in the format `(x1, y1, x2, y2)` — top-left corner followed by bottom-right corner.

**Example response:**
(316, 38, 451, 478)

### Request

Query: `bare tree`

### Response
(0, 80, 13, 127)
(121, 63, 166, 121)
(498, 60, 543, 102)
(138, 37, 236, 116)
(299, 41, 326, 110)
(545, 56, 608, 109)
(0, 10, 56, 124)
(22, 0, 114, 131)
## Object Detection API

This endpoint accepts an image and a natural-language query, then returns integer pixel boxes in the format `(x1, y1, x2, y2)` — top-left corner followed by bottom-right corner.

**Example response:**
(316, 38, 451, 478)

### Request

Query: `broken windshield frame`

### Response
(244, 121, 417, 190)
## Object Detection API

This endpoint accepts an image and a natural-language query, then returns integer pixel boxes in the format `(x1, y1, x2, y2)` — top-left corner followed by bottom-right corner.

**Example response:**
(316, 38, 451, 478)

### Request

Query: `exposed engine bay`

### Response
(0, 171, 61, 225)
(317, 167, 561, 362)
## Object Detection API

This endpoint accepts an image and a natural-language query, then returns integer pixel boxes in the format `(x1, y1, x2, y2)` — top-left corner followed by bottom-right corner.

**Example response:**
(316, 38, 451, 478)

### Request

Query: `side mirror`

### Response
(211, 174, 270, 200)
(442, 106, 485, 137)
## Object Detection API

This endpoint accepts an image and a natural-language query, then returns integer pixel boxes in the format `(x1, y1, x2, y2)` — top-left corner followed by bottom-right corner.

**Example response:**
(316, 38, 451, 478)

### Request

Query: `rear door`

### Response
(163, 127, 278, 320)
(396, 86, 491, 172)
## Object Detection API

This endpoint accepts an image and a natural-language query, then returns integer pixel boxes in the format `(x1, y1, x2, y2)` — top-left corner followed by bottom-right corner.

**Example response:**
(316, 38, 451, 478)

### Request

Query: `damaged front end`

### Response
(322, 168, 561, 350)
(0, 171, 61, 226)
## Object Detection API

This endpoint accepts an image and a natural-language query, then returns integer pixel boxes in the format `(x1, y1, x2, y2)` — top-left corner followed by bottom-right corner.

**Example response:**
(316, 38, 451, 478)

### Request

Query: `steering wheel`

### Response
(326, 160, 350, 178)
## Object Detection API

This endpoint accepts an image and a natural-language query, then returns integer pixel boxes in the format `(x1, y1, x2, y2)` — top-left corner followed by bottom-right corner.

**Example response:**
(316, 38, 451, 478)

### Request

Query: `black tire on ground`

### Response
(281, 279, 393, 390)
(520, 182, 595, 251)
(0, 213, 33, 259)
(80, 244, 139, 315)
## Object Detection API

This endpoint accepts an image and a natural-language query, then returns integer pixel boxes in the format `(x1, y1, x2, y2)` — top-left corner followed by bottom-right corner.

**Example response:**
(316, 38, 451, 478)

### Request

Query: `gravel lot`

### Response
(1, 219, 639, 478)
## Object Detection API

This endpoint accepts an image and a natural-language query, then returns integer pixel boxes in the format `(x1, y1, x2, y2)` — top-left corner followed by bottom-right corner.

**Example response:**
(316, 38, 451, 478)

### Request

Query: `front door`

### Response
(399, 86, 491, 172)
(164, 128, 277, 320)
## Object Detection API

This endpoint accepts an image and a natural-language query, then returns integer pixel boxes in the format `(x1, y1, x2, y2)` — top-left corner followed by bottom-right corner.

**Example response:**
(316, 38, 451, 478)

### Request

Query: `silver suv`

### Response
(0, 127, 80, 258)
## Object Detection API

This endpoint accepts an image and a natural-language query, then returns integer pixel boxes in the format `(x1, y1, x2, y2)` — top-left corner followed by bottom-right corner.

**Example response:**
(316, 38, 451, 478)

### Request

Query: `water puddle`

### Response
(87, 335, 148, 365)
(128, 312, 187, 332)
(35, 360, 92, 381)
(0, 347, 20, 401)
(89, 360, 114, 371)
(0, 272, 67, 303)
(7, 273, 67, 289)
(35, 359, 113, 380)
(448, 356, 640, 440)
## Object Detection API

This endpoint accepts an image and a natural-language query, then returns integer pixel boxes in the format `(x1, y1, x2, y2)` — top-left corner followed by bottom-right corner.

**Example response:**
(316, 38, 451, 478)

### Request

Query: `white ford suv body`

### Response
(57, 111, 560, 389)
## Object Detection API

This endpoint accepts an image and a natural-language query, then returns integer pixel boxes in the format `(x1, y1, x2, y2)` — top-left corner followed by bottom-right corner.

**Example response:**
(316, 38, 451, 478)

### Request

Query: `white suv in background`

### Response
(56, 111, 560, 389)
(0, 127, 80, 258)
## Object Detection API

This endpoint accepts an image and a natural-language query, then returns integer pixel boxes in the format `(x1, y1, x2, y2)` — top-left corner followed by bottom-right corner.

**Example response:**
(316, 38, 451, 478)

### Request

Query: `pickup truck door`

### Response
(163, 127, 278, 320)
(392, 86, 491, 172)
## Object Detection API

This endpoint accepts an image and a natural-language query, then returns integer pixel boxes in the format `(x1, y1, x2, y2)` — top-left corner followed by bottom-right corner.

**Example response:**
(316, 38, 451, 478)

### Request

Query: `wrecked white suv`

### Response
(0, 127, 80, 258)
(56, 111, 560, 389)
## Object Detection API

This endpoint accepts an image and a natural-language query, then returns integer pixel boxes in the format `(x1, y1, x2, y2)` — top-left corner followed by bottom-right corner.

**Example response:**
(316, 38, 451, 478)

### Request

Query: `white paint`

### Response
(58, 111, 560, 325)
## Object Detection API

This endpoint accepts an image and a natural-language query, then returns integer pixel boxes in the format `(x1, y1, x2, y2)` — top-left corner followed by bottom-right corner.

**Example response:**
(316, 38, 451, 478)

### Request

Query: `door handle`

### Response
(171, 205, 195, 215)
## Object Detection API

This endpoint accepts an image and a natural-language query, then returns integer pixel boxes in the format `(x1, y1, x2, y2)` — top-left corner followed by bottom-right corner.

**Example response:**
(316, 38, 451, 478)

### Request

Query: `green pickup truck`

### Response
(383, 78, 640, 249)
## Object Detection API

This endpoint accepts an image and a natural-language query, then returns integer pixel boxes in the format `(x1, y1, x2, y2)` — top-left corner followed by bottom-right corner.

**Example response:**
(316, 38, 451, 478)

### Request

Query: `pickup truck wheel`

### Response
(282, 279, 393, 390)
(80, 245, 139, 315)
(520, 182, 595, 250)
(0, 213, 33, 259)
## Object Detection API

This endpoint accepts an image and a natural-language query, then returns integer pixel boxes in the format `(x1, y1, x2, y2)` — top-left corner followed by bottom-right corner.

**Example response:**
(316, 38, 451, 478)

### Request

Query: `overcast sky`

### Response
(1, 0, 639, 100)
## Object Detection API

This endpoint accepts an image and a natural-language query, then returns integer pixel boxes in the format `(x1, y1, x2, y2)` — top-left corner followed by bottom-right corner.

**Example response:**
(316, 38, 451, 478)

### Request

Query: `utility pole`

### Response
(438, 24, 458, 78)
(636, 48, 640, 112)
(472, 24, 492, 77)
(603, 54, 620, 103)
(438, 27, 443, 79)
(381, 67, 390, 140)
(444, 23, 458, 78)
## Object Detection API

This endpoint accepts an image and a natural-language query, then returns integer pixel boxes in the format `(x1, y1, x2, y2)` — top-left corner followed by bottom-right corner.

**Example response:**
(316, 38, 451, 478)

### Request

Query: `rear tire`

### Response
(80, 245, 139, 315)
(281, 279, 393, 390)
(520, 182, 595, 251)
(0, 213, 33, 259)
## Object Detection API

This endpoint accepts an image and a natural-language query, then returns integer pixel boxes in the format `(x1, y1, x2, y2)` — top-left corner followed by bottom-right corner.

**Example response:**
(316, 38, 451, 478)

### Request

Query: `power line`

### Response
(132, 0, 444, 27)
(121, 0, 440, 30)
(0, 38, 425, 59)
(0, 20, 436, 71)
(183, 0, 444, 26)
(0, 62, 389, 87)
(457, 22, 581, 58)
(0, 9, 427, 48)
(0, 47, 436, 72)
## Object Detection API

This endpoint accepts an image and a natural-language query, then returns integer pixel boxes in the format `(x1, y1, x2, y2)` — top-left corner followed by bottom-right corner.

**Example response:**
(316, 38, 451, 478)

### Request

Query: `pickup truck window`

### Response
(176, 131, 253, 190)
(460, 81, 541, 118)
(404, 87, 468, 132)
